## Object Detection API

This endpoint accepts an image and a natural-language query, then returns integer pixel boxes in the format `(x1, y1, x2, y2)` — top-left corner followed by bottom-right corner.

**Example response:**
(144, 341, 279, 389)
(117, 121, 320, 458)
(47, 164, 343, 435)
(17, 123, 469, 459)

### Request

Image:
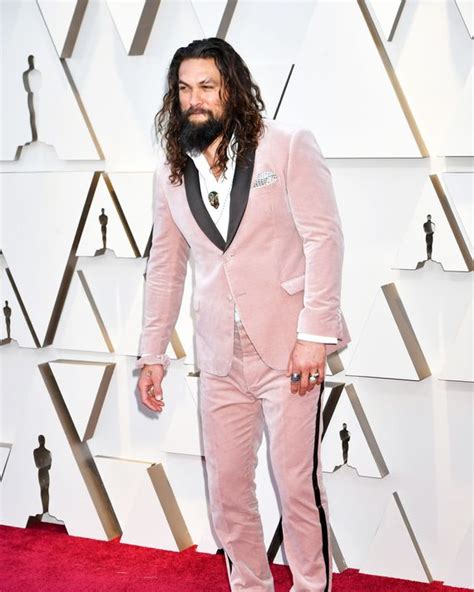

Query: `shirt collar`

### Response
(186, 134, 236, 181)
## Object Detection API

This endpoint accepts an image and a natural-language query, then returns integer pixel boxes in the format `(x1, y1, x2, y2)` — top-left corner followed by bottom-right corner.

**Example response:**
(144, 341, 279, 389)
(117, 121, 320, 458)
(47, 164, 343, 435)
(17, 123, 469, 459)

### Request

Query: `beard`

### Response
(180, 108, 225, 155)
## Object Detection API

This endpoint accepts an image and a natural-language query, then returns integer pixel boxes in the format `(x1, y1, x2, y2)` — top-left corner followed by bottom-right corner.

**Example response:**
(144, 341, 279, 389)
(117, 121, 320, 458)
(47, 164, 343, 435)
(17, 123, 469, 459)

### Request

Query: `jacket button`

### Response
(227, 294, 233, 301)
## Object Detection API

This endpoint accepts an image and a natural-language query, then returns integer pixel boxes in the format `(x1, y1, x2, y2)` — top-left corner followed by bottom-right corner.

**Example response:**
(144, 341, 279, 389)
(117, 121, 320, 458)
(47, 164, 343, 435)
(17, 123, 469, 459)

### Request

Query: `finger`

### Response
(147, 384, 165, 408)
(299, 370, 309, 396)
(286, 357, 293, 377)
(307, 369, 318, 391)
(139, 380, 164, 413)
(290, 368, 299, 394)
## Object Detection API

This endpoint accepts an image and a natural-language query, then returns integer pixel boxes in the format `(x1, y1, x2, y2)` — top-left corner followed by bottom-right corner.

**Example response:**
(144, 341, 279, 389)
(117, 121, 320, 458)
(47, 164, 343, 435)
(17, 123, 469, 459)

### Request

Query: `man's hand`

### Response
(286, 340, 326, 396)
(138, 364, 165, 412)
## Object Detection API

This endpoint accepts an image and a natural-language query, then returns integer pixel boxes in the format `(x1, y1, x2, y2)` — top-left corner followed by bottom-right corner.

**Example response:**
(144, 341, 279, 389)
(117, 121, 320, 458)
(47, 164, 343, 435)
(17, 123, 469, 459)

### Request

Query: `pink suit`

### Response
(137, 119, 350, 591)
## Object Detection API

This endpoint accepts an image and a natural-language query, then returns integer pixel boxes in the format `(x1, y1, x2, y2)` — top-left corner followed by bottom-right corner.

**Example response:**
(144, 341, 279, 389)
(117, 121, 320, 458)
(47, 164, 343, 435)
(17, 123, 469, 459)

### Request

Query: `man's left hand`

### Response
(286, 340, 326, 396)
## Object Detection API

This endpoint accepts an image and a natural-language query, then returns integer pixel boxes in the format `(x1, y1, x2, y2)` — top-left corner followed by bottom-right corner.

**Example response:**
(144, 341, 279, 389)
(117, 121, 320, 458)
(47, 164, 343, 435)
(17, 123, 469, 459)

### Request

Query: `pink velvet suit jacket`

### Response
(138, 119, 350, 376)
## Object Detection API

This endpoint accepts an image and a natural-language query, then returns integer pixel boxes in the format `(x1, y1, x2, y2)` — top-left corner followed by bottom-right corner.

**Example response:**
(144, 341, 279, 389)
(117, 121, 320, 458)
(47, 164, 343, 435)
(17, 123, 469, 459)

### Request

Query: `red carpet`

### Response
(0, 523, 471, 592)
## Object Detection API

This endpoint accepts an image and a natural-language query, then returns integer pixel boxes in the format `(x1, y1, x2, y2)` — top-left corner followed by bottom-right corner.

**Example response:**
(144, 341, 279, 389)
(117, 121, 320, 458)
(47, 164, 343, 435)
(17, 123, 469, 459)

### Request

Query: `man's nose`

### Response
(189, 88, 204, 106)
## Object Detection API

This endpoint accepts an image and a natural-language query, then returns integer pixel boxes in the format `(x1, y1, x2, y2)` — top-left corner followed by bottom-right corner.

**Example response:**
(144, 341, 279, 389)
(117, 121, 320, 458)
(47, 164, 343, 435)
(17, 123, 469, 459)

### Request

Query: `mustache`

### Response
(185, 107, 212, 117)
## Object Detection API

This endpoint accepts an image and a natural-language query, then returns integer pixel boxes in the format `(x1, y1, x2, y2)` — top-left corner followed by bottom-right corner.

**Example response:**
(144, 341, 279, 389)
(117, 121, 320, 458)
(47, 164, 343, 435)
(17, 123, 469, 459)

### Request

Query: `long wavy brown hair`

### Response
(155, 38, 266, 185)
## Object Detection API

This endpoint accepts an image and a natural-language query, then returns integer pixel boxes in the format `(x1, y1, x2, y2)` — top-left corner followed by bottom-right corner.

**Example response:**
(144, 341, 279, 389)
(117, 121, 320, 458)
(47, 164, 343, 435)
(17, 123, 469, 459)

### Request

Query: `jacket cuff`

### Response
(135, 353, 171, 371)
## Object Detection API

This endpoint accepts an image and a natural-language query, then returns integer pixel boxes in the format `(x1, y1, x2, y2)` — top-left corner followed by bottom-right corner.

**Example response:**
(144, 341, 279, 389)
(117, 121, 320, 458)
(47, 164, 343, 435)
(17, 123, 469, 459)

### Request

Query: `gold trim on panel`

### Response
(382, 283, 431, 379)
(345, 383, 389, 477)
(44, 172, 101, 347)
(76, 270, 114, 353)
(38, 362, 121, 539)
(50, 359, 115, 442)
(330, 524, 348, 573)
(129, 0, 161, 56)
(430, 174, 474, 272)
(147, 463, 193, 551)
(50, 359, 115, 441)
(102, 172, 141, 257)
(60, 60, 106, 160)
(358, 0, 429, 156)
(323, 382, 389, 478)
(387, 0, 406, 42)
(4, 267, 41, 347)
(327, 351, 344, 376)
(84, 363, 114, 441)
(393, 491, 434, 582)
(170, 329, 186, 360)
(62, 0, 89, 58)
(322, 382, 346, 439)
(216, 0, 238, 39)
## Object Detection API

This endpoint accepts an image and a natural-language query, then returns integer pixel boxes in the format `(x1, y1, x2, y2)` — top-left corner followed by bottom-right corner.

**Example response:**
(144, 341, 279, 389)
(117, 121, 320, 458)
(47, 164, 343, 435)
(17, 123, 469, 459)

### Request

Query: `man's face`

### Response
(178, 57, 226, 123)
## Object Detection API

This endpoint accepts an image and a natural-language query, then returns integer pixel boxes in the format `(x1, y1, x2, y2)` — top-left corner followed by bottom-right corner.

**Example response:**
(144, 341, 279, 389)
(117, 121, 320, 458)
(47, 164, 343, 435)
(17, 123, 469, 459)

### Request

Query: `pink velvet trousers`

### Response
(199, 320, 332, 592)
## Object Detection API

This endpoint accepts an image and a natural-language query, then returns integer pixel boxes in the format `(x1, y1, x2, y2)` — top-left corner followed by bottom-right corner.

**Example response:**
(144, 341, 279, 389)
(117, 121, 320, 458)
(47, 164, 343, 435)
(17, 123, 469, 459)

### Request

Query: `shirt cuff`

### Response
(297, 333, 338, 345)
(135, 353, 171, 370)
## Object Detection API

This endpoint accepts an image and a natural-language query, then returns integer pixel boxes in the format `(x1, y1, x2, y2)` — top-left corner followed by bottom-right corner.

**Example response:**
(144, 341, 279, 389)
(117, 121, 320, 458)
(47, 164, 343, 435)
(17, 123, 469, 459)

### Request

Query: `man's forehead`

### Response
(178, 58, 221, 82)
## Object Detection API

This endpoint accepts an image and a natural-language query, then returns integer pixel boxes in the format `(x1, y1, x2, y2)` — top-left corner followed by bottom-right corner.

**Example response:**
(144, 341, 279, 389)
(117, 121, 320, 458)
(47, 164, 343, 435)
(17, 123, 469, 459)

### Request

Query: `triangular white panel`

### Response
(455, 0, 474, 37)
(76, 175, 136, 258)
(323, 390, 382, 478)
(0, 172, 92, 344)
(37, 0, 81, 57)
(443, 172, 474, 258)
(441, 69, 473, 157)
(226, 1, 316, 118)
(439, 301, 474, 383)
(0, 255, 36, 348)
(77, 253, 147, 355)
(370, 0, 405, 40)
(346, 289, 420, 380)
(163, 376, 202, 456)
(277, 1, 420, 157)
(53, 267, 110, 353)
(190, 0, 227, 37)
(360, 493, 431, 582)
(165, 453, 219, 552)
(50, 361, 110, 441)
(89, 358, 182, 462)
(0, 1, 99, 160)
(395, 265, 472, 373)
(65, 0, 203, 170)
(94, 456, 153, 532)
(120, 464, 185, 550)
(107, 172, 154, 256)
(445, 522, 474, 589)
(0, 367, 109, 539)
(324, 465, 392, 568)
(106, 0, 147, 54)
(394, 181, 468, 271)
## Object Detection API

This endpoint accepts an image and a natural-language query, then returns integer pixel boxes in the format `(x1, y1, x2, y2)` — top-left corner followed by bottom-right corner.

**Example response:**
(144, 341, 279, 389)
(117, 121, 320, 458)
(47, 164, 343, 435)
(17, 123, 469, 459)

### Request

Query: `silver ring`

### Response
(290, 372, 301, 383)
(309, 373, 319, 383)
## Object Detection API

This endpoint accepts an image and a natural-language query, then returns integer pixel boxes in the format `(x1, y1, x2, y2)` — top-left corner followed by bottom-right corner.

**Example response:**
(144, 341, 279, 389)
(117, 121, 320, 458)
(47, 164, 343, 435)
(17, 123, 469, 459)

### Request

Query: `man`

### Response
(136, 38, 350, 592)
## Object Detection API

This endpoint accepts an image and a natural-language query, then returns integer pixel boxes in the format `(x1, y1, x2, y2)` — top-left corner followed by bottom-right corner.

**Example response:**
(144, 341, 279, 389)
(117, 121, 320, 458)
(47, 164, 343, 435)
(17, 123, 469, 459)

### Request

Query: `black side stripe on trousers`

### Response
(312, 380, 330, 592)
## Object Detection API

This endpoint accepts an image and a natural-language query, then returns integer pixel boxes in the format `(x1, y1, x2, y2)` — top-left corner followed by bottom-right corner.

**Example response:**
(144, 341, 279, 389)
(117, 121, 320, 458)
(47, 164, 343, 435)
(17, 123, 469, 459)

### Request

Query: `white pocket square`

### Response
(252, 171, 278, 189)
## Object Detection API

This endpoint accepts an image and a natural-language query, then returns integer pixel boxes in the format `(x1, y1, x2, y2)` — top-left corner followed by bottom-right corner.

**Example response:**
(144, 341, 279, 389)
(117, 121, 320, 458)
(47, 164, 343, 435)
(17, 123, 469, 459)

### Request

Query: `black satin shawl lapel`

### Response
(184, 157, 226, 251)
(225, 148, 255, 252)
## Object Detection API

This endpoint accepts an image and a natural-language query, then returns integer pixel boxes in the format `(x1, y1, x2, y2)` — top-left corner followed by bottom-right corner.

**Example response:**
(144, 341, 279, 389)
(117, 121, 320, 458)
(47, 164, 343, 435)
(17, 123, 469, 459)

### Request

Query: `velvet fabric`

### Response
(137, 119, 350, 376)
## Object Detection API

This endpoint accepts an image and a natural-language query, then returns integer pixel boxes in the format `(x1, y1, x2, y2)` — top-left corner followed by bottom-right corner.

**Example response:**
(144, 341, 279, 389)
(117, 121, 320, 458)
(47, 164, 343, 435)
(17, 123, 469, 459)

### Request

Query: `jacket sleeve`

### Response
(136, 166, 190, 369)
(285, 128, 344, 340)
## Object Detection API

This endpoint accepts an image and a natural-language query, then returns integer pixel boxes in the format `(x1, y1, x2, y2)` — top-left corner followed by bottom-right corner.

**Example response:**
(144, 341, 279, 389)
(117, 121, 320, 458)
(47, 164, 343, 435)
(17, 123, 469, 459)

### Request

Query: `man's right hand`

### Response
(138, 364, 165, 413)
